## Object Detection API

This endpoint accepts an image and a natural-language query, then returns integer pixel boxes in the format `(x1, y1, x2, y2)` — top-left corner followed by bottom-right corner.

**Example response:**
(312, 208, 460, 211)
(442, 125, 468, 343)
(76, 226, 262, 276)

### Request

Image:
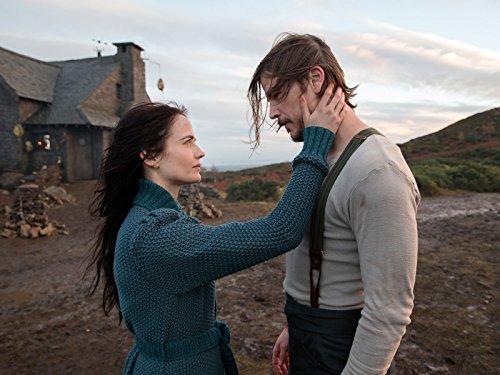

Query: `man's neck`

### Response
(327, 108, 367, 162)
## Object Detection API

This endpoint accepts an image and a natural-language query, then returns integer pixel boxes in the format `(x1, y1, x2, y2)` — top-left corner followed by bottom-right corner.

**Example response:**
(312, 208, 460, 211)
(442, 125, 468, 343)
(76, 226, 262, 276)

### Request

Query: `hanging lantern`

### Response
(24, 140, 33, 152)
(13, 123, 24, 137)
(157, 78, 165, 92)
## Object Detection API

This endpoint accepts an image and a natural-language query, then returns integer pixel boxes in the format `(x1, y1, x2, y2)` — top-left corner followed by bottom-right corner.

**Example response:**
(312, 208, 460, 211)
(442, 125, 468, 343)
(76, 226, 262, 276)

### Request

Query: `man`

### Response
(247, 33, 420, 375)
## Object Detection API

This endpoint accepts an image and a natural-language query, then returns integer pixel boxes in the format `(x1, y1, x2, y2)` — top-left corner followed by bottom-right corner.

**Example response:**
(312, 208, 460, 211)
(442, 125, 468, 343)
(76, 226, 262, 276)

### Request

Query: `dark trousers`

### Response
(285, 294, 396, 375)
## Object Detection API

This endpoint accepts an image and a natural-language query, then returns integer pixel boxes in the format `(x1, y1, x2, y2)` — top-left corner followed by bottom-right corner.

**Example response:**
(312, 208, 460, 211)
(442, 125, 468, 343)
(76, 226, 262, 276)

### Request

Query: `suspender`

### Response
(309, 128, 381, 308)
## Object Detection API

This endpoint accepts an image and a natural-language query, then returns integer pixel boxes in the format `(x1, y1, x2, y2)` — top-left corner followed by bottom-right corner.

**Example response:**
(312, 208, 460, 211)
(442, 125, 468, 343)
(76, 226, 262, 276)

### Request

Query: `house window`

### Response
(32, 134, 51, 151)
(116, 83, 122, 99)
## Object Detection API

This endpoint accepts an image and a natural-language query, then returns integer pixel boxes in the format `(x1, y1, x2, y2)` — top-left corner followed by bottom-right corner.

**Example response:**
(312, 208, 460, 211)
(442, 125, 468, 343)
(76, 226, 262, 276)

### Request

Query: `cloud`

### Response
(324, 23, 500, 104)
(356, 100, 492, 143)
(2, 1, 498, 166)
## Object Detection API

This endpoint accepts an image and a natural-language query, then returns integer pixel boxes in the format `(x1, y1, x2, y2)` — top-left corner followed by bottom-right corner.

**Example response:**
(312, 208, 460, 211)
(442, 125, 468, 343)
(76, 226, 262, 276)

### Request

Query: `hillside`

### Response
(203, 162, 292, 193)
(399, 107, 500, 163)
(205, 108, 500, 197)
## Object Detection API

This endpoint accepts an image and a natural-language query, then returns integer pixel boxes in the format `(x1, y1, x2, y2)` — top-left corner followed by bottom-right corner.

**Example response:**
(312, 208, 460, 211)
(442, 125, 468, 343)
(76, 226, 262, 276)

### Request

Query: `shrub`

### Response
(415, 174, 441, 196)
(225, 178, 279, 202)
(410, 159, 500, 196)
(448, 162, 500, 192)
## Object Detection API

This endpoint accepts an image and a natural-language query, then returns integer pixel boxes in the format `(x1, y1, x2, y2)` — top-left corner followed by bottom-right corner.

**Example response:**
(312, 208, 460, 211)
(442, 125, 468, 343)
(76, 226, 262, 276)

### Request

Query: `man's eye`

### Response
(271, 93, 284, 102)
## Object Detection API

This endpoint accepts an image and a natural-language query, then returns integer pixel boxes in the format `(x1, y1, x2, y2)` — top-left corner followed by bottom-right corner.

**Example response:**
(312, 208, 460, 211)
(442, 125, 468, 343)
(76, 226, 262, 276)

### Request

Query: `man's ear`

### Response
(308, 66, 325, 95)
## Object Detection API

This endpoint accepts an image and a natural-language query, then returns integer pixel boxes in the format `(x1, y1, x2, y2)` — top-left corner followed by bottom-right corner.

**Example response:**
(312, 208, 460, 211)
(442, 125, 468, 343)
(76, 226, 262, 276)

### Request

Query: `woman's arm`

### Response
(130, 84, 346, 293)
(131, 126, 333, 293)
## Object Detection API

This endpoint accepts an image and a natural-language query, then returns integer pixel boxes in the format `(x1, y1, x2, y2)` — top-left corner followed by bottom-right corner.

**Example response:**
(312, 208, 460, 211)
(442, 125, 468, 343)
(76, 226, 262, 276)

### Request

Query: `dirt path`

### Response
(0, 183, 498, 374)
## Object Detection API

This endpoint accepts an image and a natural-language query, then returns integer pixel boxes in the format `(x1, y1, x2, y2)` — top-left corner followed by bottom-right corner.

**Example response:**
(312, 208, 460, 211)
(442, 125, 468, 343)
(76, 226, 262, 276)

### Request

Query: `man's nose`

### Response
(269, 102, 280, 119)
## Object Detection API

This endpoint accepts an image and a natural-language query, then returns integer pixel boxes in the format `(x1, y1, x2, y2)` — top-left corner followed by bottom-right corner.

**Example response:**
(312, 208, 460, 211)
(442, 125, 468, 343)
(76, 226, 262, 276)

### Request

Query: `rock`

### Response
(4, 220, 17, 230)
(57, 228, 69, 236)
(43, 186, 70, 205)
(200, 184, 221, 199)
(0, 228, 17, 238)
(178, 183, 222, 219)
(1, 170, 69, 238)
(40, 223, 56, 237)
(19, 223, 31, 238)
(202, 203, 222, 219)
(17, 183, 40, 192)
(0, 172, 24, 190)
(425, 364, 449, 372)
(3, 204, 12, 214)
(34, 165, 62, 188)
(29, 226, 40, 238)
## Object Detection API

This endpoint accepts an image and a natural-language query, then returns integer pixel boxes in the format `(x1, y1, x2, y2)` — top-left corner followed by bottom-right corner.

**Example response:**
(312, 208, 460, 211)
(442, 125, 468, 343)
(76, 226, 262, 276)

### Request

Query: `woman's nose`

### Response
(196, 145, 205, 159)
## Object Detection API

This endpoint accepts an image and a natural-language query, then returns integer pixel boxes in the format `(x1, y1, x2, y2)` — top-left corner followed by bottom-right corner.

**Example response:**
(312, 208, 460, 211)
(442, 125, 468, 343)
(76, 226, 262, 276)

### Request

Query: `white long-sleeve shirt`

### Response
(284, 134, 420, 375)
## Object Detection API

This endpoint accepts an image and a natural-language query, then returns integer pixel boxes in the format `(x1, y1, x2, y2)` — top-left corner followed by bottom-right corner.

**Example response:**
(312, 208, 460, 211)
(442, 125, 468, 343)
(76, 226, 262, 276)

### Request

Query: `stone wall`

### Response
(0, 79, 23, 173)
(178, 183, 222, 219)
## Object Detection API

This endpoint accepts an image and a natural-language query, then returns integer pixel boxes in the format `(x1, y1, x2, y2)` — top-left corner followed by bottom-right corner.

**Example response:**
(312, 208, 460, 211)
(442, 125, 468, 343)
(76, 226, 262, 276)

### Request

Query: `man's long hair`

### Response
(248, 33, 358, 148)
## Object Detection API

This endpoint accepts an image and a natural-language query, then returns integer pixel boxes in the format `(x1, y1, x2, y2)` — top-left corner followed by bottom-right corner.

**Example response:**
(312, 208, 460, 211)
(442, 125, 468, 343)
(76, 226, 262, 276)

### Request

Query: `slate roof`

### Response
(0, 47, 60, 103)
(25, 56, 118, 126)
(79, 105, 120, 128)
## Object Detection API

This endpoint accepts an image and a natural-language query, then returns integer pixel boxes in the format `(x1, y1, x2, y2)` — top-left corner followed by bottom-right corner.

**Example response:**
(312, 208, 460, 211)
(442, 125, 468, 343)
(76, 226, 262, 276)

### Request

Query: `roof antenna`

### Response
(92, 39, 108, 58)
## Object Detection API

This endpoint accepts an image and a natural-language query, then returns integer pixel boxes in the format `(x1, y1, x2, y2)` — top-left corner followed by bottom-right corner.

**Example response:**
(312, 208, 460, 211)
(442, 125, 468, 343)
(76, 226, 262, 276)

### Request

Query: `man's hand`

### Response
(272, 326, 290, 375)
(301, 83, 345, 135)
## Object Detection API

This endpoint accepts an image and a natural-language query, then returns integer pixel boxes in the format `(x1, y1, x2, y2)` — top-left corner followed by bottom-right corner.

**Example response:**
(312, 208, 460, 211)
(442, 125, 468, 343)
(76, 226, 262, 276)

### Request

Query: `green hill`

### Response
(211, 108, 500, 197)
(399, 107, 500, 164)
(399, 107, 500, 195)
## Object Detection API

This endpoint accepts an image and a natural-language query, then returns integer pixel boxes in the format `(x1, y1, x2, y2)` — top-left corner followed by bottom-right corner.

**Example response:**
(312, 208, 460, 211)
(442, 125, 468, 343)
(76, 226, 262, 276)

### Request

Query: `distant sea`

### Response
(206, 162, 270, 172)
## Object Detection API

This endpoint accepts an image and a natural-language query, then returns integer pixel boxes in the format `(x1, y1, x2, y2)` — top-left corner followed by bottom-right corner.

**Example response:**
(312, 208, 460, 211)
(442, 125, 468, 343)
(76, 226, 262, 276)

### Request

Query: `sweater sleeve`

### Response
(130, 127, 334, 294)
(341, 161, 420, 375)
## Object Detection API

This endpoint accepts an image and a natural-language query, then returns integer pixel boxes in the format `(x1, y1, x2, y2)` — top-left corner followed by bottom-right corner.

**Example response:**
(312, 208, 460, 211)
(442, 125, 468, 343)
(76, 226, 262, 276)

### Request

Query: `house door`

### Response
(69, 129, 94, 181)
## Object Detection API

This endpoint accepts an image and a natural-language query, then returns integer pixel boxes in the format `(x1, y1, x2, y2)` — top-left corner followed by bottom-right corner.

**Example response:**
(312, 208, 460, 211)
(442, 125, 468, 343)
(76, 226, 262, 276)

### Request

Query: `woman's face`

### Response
(146, 115, 205, 193)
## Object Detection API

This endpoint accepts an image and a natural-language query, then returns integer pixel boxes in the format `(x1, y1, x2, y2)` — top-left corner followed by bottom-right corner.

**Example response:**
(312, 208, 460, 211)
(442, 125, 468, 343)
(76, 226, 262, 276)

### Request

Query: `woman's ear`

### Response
(140, 151, 160, 169)
(308, 66, 325, 94)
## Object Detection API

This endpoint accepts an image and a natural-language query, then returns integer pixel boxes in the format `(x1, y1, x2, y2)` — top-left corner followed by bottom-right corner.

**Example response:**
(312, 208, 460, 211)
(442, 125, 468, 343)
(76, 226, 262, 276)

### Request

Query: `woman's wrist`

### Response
(301, 126, 335, 160)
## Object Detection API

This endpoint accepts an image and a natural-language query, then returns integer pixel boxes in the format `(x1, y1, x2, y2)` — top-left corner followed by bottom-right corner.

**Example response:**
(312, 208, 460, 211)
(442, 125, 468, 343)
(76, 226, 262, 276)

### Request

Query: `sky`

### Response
(1, 0, 499, 169)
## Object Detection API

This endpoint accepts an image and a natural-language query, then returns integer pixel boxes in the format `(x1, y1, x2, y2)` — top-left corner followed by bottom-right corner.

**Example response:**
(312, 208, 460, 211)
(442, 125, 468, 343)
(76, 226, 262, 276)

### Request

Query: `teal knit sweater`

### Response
(114, 126, 334, 374)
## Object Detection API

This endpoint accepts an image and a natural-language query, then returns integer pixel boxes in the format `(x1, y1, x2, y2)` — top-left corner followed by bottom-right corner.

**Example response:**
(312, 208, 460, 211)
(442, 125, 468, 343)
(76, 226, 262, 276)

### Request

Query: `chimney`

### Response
(113, 42, 148, 114)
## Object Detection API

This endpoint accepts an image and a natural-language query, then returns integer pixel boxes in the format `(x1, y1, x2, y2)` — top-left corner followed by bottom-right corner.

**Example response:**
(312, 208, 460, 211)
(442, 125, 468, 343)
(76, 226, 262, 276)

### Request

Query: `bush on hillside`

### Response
(414, 174, 442, 196)
(448, 163, 500, 192)
(410, 159, 500, 196)
(225, 178, 279, 202)
(460, 147, 500, 164)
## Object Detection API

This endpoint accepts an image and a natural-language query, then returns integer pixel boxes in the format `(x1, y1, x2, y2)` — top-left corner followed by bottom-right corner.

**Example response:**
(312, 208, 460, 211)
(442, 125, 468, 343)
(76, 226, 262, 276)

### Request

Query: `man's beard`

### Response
(291, 118, 305, 142)
(291, 129, 304, 142)
(278, 118, 305, 143)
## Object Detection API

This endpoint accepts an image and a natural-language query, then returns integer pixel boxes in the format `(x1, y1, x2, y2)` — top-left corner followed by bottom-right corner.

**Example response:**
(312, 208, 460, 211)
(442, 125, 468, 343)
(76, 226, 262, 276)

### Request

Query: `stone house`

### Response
(0, 42, 150, 181)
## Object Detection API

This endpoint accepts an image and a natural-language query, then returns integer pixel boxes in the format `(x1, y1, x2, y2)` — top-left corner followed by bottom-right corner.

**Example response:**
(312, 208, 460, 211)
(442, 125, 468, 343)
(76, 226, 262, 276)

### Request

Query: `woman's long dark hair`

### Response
(86, 102, 187, 319)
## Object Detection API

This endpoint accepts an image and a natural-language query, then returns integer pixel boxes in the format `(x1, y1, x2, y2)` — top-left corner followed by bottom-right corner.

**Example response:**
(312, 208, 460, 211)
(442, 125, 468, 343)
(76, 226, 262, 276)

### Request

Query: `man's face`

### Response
(261, 76, 308, 142)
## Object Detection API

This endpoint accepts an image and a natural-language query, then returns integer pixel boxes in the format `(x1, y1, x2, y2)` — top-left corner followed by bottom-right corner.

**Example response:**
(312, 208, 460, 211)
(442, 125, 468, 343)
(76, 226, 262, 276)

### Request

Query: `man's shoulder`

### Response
(330, 133, 415, 195)
(346, 134, 404, 171)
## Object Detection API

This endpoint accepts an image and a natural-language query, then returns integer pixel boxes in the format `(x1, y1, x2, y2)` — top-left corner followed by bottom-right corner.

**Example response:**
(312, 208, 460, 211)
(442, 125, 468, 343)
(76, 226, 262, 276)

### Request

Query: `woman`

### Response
(87, 84, 345, 374)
